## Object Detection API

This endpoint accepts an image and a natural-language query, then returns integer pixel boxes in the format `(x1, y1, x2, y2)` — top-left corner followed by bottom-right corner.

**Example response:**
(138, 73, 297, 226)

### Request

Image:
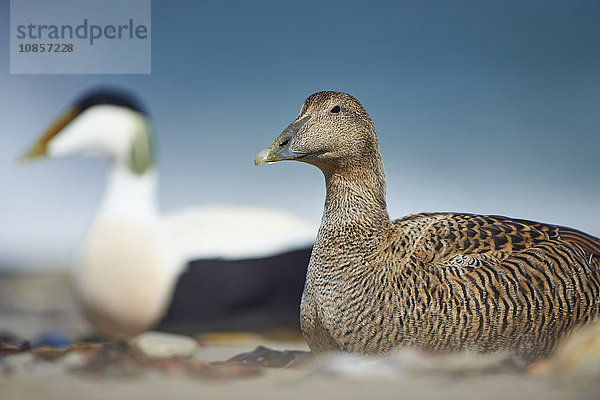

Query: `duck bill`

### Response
(254, 143, 306, 166)
(19, 107, 79, 163)
(254, 115, 310, 166)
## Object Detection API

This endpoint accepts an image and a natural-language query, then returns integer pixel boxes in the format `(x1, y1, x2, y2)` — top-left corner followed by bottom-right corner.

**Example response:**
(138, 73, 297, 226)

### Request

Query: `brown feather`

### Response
(264, 91, 600, 360)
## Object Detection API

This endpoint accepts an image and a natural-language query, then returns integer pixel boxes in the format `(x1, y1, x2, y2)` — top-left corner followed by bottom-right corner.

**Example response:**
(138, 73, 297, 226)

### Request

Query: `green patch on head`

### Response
(128, 116, 154, 175)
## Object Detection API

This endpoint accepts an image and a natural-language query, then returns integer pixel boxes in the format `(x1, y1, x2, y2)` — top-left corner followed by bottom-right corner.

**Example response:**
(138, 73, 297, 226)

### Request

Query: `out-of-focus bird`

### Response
(21, 87, 315, 340)
(255, 91, 600, 360)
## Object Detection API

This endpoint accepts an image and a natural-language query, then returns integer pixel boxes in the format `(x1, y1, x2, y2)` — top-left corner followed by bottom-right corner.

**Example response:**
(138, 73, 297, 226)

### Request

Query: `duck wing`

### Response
(389, 213, 600, 357)
(396, 212, 600, 277)
(163, 206, 316, 265)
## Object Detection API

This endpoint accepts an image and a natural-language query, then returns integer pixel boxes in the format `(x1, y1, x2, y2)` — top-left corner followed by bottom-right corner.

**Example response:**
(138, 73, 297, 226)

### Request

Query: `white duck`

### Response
(21, 88, 315, 340)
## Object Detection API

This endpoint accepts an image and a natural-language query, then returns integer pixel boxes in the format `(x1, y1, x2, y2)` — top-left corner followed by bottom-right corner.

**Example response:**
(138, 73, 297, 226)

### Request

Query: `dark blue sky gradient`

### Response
(1, 1, 599, 268)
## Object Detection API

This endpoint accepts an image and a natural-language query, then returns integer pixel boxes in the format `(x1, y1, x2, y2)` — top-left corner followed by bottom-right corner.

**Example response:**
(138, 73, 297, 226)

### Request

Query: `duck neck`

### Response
(320, 156, 390, 235)
(98, 163, 159, 219)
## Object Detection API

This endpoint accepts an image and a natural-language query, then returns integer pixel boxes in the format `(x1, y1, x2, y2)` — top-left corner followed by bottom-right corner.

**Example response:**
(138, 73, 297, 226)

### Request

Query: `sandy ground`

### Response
(1, 272, 600, 400)
(3, 342, 600, 400)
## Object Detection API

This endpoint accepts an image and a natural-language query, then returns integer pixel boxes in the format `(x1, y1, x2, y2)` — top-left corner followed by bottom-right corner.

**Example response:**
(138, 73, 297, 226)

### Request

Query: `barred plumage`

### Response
(255, 91, 600, 360)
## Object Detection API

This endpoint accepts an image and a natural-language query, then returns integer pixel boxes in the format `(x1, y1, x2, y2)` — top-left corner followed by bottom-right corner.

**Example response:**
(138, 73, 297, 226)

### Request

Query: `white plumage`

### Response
(21, 89, 316, 339)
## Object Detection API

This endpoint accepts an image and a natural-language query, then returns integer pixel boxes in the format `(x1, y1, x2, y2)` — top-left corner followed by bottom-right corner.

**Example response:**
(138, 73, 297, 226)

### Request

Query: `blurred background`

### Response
(2, 0, 600, 270)
(0, 1, 599, 338)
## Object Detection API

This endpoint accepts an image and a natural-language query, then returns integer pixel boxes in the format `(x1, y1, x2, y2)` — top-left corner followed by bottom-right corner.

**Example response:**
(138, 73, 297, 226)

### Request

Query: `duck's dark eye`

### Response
(330, 105, 341, 114)
(280, 139, 289, 147)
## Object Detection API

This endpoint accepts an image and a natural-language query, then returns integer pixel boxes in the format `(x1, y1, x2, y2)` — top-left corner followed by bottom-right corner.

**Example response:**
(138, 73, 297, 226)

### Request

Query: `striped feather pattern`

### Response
(302, 212, 600, 359)
(262, 91, 600, 360)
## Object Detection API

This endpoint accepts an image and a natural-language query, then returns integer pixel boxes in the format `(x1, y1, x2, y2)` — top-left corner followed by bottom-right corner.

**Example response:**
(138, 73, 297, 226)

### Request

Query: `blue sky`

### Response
(1, 1, 599, 269)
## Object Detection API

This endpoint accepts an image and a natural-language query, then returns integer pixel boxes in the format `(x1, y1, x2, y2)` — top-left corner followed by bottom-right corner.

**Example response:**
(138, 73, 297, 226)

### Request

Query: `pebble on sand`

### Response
(131, 331, 199, 359)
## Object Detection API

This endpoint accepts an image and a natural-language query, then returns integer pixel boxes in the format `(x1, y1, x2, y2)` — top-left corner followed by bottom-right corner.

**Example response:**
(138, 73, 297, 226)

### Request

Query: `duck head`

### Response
(254, 91, 380, 174)
(20, 88, 154, 175)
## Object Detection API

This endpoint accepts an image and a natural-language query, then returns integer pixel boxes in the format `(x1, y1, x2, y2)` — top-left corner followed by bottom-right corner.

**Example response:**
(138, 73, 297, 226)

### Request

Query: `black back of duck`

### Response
(301, 212, 600, 359)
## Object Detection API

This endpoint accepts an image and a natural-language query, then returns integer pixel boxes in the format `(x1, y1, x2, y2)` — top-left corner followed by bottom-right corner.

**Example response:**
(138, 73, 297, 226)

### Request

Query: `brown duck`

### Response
(255, 91, 600, 360)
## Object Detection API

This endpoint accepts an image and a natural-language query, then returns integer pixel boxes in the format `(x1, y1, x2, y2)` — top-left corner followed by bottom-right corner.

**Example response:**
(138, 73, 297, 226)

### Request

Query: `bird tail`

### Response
(557, 226, 600, 270)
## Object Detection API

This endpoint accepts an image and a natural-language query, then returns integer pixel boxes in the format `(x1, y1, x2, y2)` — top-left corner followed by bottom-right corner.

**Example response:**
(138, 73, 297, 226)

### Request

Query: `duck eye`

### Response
(330, 106, 341, 114)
